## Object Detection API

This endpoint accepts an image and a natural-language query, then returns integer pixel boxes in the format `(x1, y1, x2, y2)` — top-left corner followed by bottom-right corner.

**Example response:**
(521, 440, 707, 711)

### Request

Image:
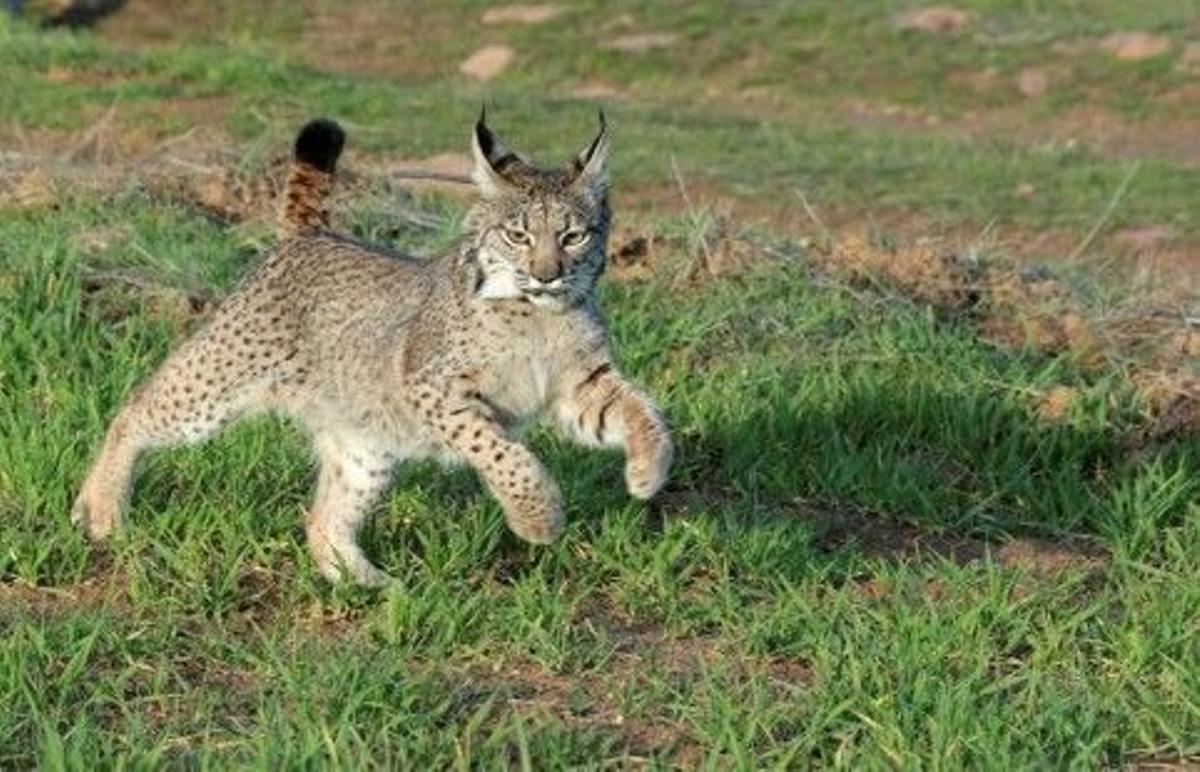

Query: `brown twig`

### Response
(389, 170, 474, 185)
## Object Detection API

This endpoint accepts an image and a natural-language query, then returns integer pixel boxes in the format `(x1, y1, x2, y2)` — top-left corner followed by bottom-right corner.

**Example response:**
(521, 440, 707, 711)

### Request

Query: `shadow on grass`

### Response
(632, 376, 1198, 574)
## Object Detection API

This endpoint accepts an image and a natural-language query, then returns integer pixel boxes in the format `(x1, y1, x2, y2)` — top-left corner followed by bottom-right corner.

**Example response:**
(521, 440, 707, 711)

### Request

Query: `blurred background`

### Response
(5, 0, 1199, 286)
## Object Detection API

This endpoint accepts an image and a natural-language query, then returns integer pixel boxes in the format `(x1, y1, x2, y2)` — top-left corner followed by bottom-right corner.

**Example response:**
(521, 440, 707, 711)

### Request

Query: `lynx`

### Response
(72, 112, 673, 586)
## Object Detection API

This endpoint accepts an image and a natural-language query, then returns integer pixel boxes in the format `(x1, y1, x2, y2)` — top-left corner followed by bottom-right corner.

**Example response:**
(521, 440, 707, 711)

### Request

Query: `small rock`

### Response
(601, 32, 678, 53)
(459, 45, 515, 81)
(1100, 31, 1172, 62)
(1014, 181, 1037, 198)
(481, 4, 563, 25)
(1015, 67, 1049, 98)
(894, 7, 971, 35)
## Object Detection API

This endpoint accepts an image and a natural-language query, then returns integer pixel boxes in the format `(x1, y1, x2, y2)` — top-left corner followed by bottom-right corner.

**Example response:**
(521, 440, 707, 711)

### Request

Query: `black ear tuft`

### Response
(475, 105, 498, 160)
(580, 109, 607, 166)
(294, 118, 345, 173)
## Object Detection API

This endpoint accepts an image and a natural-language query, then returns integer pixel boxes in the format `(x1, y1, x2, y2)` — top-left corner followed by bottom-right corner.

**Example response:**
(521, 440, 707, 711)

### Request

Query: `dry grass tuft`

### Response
(811, 229, 1198, 439)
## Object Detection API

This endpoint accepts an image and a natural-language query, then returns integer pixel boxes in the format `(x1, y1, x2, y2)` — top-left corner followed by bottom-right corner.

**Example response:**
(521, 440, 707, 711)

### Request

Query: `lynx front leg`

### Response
(418, 388, 564, 544)
(555, 362, 673, 500)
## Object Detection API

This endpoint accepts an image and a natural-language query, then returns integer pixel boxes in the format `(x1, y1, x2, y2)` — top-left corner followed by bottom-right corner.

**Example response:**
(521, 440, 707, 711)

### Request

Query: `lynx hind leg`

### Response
(305, 432, 396, 586)
(73, 324, 282, 540)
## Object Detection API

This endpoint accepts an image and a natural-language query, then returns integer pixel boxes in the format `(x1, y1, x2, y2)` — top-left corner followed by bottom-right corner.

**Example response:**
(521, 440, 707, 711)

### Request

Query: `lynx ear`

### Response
(471, 107, 519, 198)
(571, 110, 610, 195)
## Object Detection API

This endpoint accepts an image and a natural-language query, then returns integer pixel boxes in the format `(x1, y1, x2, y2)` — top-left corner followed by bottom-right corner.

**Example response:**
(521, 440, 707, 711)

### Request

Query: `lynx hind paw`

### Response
(314, 552, 394, 588)
(71, 491, 120, 541)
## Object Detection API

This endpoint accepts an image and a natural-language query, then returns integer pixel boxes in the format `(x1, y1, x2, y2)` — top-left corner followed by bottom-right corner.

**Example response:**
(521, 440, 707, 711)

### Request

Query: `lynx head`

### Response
(465, 110, 611, 311)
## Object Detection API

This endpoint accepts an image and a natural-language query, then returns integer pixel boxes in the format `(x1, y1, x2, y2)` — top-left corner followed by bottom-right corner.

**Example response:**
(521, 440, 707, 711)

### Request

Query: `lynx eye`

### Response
(501, 227, 532, 247)
(559, 230, 589, 248)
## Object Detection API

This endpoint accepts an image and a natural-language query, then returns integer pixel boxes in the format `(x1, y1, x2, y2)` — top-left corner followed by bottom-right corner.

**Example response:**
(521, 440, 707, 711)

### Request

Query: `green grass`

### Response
(2, 5, 1200, 768)
(2, 183, 1198, 767)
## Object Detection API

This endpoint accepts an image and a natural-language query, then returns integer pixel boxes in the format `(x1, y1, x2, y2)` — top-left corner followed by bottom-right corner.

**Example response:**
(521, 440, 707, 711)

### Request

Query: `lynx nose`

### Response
(529, 257, 564, 283)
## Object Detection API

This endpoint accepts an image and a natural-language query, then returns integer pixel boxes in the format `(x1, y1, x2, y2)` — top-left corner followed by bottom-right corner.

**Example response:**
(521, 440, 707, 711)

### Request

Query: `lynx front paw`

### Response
(626, 429, 673, 500)
(505, 495, 566, 544)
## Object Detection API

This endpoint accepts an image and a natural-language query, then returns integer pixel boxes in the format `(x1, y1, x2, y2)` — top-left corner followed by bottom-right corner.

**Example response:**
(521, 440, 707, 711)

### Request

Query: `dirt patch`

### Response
(804, 501, 989, 566)
(817, 232, 980, 309)
(893, 7, 971, 35)
(455, 659, 695, 762)
(0, 555, 130, 622)
(996, 538, 1108, 576)
(840, 95, 1200, 169)
(801, 499, 1109, 575)
(1126, 756, 1200, 771)
(1100, 32, 1173, 62)
(448, 608, 811, 763)
(606, 220, 767, 286)
(1015, 67, 1051, 99)
(0, 579, 110, 619)
(1114, 225, 1176, 252)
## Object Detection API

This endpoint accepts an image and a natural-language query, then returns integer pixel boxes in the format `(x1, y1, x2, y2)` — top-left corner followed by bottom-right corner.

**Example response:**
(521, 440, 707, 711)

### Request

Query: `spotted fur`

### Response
(73, 112, 672, 586)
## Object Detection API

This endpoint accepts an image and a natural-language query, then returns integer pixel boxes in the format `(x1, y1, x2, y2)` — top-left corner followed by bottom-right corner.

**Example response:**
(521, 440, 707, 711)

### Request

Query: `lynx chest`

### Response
(474, 304, 603, 422)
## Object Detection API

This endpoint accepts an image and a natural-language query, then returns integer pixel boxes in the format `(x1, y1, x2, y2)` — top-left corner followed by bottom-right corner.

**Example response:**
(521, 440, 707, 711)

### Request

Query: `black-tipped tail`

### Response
(294, 118, 345, 174)
(279, 118, 345, 237)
